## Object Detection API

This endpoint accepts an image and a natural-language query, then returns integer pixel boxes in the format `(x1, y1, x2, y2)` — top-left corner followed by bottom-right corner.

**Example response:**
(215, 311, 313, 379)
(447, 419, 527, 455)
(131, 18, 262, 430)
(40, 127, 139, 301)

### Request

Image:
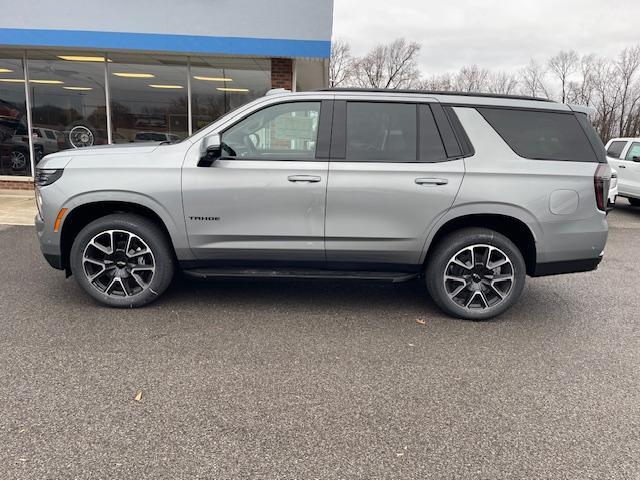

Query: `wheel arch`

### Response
(59, 200, 179, 274)
(422, 212, 538, 275)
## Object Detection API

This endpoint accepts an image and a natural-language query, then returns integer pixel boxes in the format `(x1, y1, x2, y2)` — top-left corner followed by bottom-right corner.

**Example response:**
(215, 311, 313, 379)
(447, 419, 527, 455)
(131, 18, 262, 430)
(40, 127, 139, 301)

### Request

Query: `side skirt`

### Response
(182, 266, 418, 283)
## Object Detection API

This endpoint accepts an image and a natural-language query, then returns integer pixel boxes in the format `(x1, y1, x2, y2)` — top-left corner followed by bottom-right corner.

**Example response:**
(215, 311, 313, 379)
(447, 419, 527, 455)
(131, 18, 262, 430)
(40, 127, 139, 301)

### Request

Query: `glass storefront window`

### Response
(1, 49, 282, 176)
(190, 57, 270, 133)
(0, 51, 31, 176)
(108, 54, 188, 143)
(27, 51, 108, 158)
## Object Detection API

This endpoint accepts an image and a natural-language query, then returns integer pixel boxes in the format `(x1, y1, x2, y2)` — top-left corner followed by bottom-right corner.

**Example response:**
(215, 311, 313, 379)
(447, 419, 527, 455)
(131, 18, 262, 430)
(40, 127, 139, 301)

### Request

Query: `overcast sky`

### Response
(333, 0, 640, 74)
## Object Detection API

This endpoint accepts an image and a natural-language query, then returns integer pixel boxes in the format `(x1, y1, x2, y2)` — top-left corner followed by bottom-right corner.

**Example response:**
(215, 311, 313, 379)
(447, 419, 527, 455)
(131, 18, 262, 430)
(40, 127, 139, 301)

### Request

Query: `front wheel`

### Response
(70, 214, 175, 307)
(425, 228, 526, 321)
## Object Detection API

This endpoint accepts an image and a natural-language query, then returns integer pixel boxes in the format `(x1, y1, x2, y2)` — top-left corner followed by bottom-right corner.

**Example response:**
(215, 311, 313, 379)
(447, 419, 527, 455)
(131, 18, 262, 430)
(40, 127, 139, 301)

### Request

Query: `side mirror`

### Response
(633, 156, 640, 163)
(198, 133, 221, 167)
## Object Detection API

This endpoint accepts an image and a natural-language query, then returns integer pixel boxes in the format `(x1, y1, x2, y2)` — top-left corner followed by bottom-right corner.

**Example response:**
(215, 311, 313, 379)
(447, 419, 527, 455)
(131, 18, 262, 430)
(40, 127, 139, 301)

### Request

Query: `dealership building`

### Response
(0, 0, 333, 187)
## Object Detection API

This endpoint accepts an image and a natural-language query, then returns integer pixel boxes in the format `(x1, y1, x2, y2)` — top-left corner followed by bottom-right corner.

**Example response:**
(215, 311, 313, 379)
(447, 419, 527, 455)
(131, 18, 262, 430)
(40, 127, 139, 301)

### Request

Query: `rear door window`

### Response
(478, 108, 598, 162)
(346, 102, 417, 162)
(607, 140, 627, 159)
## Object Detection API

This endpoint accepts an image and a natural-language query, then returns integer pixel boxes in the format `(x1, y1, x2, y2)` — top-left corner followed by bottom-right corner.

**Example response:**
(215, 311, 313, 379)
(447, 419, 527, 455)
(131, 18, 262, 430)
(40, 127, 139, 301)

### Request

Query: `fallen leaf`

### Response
(416, 319, 426, 326)
(396, 453, 404, 457)
(408, 343, 415, 347)
(134, 390, 143, 402)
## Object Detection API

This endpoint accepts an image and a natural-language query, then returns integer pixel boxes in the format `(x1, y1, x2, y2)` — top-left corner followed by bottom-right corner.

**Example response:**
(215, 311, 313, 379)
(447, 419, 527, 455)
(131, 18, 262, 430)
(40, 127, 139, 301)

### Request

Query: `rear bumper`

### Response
(532, 255, 602, 277)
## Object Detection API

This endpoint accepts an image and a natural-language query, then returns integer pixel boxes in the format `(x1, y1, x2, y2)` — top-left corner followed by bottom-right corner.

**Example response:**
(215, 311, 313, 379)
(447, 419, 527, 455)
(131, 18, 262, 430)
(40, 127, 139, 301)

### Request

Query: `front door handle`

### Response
(415, 177, 448, 186)
(619, 165, 626, 169)
(288, 175, 321, 183)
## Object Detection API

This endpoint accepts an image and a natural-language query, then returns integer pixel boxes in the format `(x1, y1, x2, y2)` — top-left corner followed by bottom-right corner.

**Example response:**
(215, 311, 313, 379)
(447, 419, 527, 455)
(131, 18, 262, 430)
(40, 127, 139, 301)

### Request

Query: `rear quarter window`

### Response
(478, 107, 598, 162)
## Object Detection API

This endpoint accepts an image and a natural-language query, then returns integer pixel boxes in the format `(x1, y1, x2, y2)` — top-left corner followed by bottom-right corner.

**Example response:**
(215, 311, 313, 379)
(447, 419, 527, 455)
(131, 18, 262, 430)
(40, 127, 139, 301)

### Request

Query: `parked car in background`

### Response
(605, 138, 640, 206)
(35, 89, 610, 320)
(32, 128, 61, 155)
(134, 131, 182, 143)
(0, 135, 44, 173)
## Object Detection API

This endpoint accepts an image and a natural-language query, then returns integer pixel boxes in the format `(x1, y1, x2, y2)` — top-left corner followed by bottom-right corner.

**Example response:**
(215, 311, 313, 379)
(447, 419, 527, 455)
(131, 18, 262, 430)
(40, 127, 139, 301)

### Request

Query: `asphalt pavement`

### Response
(1, 202, 639, 479)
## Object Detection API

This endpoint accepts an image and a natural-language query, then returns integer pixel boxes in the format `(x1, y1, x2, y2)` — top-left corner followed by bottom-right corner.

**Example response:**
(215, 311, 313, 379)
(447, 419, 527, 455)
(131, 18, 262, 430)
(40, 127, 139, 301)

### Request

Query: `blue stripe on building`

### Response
(0, 28, 331, 58)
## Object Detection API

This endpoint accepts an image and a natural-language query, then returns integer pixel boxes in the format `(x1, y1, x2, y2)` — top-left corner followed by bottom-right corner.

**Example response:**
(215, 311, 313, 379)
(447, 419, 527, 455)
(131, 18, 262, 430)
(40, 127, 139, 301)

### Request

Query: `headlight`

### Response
(35, 168, 64, 187)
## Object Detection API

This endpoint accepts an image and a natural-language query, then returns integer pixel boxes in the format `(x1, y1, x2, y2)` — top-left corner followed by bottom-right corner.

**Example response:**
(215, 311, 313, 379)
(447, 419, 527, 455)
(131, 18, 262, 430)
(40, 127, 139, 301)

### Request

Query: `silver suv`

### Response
(35, 89, 610, 320)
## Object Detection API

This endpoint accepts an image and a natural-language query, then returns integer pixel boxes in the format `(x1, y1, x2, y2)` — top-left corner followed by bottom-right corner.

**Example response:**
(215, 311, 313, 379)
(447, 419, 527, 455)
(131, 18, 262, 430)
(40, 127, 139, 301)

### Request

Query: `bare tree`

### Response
(548, 50, 579, 103)
(452, 65, 490, 92)
(520, 59, 550, 98)
(329, 39, 353, 88)
(417, 72, 453, 91)
(351, 38, 421, 89)
(614, 46, 640, 136)
(566, 54, 596, 105)
(591, 57, 621, 140)
(418, 68, 516, 95)
(485, 71, 519, 95)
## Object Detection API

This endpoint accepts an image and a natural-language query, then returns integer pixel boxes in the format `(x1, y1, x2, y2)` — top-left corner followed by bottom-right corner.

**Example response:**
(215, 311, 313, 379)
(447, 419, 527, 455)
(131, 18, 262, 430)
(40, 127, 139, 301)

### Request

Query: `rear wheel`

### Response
(70, 214, 174, 307)
(628, 197, 640, 207)
(425, 228, 526, 320)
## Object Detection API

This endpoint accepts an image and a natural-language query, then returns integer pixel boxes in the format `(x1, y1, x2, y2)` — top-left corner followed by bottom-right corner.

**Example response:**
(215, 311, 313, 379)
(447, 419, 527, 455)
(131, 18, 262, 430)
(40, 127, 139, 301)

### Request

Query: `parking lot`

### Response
(1, 202, 639, 479)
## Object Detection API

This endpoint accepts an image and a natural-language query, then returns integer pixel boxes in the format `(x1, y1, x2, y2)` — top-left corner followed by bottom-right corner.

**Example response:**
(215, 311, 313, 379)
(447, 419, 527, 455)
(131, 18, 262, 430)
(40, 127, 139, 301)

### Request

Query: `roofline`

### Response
(319, 88, 554, 103)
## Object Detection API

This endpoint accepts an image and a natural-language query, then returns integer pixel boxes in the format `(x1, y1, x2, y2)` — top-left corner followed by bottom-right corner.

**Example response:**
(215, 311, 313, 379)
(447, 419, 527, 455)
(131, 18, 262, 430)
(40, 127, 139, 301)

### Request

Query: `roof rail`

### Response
(318, 87, 553, 103)
(266, 88, 291, 96)
(569, 104, 596, 116)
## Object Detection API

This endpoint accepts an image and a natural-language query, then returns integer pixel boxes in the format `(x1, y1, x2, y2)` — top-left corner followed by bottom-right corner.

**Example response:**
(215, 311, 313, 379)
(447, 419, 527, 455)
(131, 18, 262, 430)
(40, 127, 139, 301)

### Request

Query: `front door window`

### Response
(625, 142, 640, 161)
(221, 102, 320, 160)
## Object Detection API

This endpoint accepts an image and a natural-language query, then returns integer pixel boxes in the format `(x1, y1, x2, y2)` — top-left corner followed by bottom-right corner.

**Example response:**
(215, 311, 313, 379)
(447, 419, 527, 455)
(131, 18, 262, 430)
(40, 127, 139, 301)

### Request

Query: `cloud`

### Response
(333, 0, 640, 73)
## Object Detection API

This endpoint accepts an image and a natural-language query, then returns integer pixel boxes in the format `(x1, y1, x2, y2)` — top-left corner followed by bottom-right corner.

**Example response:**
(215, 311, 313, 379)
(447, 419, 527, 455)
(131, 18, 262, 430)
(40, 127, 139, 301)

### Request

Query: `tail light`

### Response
(594, 164, 611, 212)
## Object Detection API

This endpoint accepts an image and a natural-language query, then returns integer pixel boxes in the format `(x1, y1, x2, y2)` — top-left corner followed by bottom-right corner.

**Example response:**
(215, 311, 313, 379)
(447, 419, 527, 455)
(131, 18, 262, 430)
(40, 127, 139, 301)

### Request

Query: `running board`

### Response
(182, 267, 418, 283)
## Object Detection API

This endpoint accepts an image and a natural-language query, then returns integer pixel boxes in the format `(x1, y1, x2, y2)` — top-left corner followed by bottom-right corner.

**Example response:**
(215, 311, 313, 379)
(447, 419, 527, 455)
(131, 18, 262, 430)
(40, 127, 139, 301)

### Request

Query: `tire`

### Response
(10, 149, 28, 171)
(70, 214, 175, 307)
(628, 197, 640, 207)
(425, 228, 526, 321)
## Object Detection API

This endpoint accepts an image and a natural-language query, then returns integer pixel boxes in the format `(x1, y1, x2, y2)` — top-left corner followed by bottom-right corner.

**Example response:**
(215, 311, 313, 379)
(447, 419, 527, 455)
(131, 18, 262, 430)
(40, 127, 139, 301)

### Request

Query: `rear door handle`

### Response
(288, 175, 321, 183)
(415, 177, 448, 186)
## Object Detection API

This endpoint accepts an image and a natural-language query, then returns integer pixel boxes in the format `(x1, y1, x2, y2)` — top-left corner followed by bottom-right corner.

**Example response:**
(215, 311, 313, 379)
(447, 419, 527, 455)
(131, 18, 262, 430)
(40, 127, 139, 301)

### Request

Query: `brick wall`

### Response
(0, 179, 34, 190)
(271, 58, 293, 90)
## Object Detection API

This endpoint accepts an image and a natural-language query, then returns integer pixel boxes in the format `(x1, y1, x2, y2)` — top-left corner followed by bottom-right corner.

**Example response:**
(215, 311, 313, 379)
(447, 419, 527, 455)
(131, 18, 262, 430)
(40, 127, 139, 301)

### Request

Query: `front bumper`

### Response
(43, 252, 63, 269)
(35, 213, 64, 270)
